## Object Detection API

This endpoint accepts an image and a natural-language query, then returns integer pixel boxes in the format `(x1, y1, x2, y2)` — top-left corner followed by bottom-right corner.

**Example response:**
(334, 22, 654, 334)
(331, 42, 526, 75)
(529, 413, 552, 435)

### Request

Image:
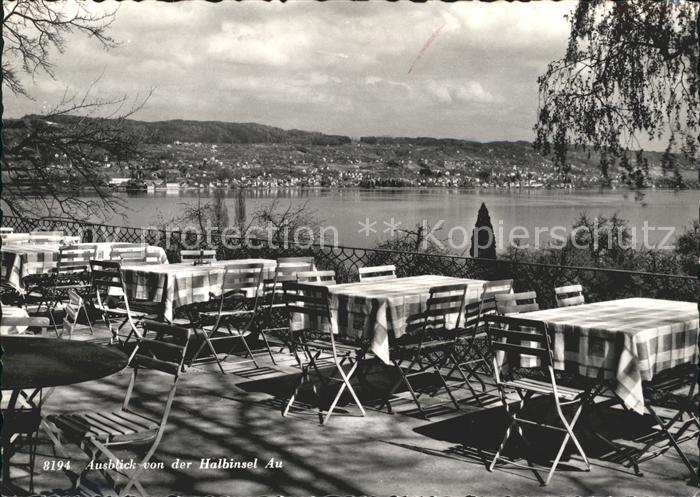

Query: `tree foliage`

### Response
(534, 1, 699, 188)
(2, 0, 150, 221)
(469, 202, 496, 259)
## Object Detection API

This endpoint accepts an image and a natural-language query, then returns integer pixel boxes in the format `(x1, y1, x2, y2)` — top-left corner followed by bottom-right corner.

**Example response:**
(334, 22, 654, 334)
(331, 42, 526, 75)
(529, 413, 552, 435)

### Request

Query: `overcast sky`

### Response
(4, 1, 576, 142)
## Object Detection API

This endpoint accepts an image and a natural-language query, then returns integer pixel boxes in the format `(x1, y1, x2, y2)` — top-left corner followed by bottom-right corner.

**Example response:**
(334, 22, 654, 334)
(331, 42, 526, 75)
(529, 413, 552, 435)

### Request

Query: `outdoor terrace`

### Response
(0, 216, 697, 496)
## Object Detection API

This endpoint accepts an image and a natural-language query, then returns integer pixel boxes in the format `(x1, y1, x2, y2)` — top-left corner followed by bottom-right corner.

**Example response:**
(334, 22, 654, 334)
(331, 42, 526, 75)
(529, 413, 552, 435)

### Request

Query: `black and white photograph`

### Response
(1, 0, 699, 495)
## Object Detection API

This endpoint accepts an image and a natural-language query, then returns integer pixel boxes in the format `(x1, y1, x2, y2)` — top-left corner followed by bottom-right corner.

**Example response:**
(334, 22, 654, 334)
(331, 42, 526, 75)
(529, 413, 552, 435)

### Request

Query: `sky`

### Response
(4, 1, 576, 142)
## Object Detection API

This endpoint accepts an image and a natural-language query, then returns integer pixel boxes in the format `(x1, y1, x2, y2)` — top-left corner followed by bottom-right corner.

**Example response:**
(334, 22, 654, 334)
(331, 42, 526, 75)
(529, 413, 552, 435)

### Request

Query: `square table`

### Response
(297, 275, 488, 365)
(523, 297, 699, 413)
(121, 259, 277, 322)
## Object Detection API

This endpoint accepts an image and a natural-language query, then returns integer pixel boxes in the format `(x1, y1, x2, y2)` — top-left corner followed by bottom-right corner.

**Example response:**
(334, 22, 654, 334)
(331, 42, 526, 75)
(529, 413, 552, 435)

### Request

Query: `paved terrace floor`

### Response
(4, 320, 698, 496)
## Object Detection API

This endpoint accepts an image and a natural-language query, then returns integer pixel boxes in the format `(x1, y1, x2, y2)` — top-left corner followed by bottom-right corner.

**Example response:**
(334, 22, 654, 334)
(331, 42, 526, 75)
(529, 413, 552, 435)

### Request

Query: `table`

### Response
(1, 243, 168, 291)
(523, 298, 699, 413)
(1, 336, 128, 492)
(121, 259, 277, 322)
(303, 275, 488, 364)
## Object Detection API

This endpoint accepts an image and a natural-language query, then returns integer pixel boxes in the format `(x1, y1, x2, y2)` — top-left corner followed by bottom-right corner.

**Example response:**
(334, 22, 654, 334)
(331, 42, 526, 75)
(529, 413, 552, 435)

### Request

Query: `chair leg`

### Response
(258, 330, 278, 366)
(283, 351, 321, 417)
(322, 359, 366, 425)
(80, 300, 94, 335)
(645, 404, 696, 476)
(426, 352, 461, 411)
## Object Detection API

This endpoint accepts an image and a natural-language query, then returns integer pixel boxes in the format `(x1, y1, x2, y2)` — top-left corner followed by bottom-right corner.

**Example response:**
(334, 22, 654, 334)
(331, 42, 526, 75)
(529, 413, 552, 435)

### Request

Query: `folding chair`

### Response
(180, 249, 217, 263)
(258, 257, 316, 362)
(2, 233, 30, 244)
(637, 364, 699, 477)
(495, 291, 539, 315)
(282, 281, 366, 424)
(56, 289, 92, 339)
(46, 320, 191, 497)
(449, 279, 514, 378)
(554, 284, 585, 308)
(379, 283, 470, 419)
(485, 314, 590, 485)
(90, 260, 163, 346)
(45, 245, 97, 335)
(296, 270, 336, 284)
(188, 263, 267, 372)
(358, 264, 397, 282)
(29, 230, 65, 244)
(110, 244, 148, 264)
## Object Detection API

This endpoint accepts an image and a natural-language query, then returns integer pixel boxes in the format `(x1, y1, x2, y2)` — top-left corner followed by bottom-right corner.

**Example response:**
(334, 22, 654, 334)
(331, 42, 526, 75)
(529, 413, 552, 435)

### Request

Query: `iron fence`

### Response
(2, 215, 697, 308)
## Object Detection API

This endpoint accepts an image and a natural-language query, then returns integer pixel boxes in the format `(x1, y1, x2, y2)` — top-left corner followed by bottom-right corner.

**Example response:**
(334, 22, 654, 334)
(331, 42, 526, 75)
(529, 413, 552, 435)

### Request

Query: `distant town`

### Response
(5, 116, 698, 192)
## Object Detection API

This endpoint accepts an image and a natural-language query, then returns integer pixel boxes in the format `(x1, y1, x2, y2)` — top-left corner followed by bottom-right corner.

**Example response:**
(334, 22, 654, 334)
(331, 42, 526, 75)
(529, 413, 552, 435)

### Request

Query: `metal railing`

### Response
(2, 215, 697, 308)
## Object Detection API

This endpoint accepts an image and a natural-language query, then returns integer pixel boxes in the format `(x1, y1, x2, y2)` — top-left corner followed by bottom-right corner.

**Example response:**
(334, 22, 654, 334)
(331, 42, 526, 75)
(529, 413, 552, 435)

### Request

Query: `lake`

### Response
(74, 188, 697, 252)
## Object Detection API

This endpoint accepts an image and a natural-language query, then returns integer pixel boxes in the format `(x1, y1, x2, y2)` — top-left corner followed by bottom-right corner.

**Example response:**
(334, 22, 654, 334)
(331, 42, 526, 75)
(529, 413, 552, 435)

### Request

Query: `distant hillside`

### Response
(7, 115, 352, 146)
(4, 115, 695, 180)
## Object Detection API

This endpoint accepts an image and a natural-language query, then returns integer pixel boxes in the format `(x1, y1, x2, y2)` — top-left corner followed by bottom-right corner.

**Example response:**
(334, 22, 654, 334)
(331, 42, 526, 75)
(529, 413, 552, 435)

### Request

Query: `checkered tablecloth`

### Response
(1, 243, 168, 292)
(1, 244, 61, 291)
(523, 298, 699, 413)
(121, 259, 277, 322)
(292, 275, 487, 365)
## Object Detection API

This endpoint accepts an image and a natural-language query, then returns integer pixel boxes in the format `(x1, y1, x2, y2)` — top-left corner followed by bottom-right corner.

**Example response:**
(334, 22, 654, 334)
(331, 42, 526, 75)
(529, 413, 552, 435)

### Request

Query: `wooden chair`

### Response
(180, 249, 217, 263)
(29, 230, 64, 244)
(188, 263, 267, 373)
(554, 284, 585, 308)
(379, 283, 470, 419)
(89, 260, 163, 346)
(484, 315, 589, 485)
(44, 245, 97, 334)
(110, 244, 148, 264)
(57, 289, 92, 339)
(446, 279, 514, 385)
(495, 291, 539, 315)
(296, 270, 336, 284)
(0, 316, 51, 335)
(47, 320, 191, 497)
(639, 364, 699, 478)
(3, 233, 30, 244)
(257, 257, 316, 363)
(358, 264, 397, 282)
(282, 281, 366, 424)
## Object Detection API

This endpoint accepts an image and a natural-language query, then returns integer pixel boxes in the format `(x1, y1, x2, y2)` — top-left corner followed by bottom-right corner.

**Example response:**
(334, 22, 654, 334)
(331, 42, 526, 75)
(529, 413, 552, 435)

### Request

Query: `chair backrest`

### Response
(62, 289, 83, 338)
(405, 283, 468, 345)
(275, 257, 316, 281)
(358, 265, 397, 282)
(207, 263, 265, 331)
(1, 233, 30, 244)
(128, 320, 191, 377)
(180, 249, 217, 262)
(495, 291, 539, 315)
(111, 244, 148, 264)
(57, 245, 97, 276)
(0, 315, 51, 335)
(124, 320, 191, 453)
(89, 260, 129, 311)
(282, 281, 332, 326)
(478, 279, 514, 316)
(485, 315, 553, 383)
(554, 284, 585, 308)
(31, 230, 64, 237)
(296, 270, 336, 284)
